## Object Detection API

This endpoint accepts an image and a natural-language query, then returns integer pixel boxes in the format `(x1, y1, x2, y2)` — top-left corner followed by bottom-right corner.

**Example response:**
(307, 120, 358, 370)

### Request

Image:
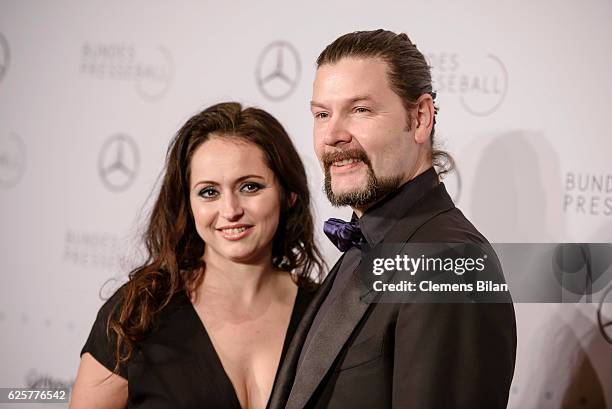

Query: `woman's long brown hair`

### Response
(107, 102, 324, 373)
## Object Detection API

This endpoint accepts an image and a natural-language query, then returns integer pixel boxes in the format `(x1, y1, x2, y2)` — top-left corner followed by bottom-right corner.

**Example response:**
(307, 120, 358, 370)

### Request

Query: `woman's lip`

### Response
(216, 224, 252, 230)
(217, 226, 253, 241)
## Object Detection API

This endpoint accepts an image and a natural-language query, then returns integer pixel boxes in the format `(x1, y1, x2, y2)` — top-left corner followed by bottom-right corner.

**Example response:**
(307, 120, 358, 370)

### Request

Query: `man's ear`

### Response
(288, 192, 298, 208)
(413, 94, 435, 145)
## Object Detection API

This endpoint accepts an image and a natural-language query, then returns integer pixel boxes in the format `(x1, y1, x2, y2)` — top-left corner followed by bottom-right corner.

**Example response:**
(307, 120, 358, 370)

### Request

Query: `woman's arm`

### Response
(69, 353, 128, 409)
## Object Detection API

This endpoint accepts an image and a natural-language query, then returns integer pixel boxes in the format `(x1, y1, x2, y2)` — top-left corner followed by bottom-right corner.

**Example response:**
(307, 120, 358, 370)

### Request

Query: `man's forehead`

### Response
(310, 94, 375, 108)
(312, 62, 394, 107)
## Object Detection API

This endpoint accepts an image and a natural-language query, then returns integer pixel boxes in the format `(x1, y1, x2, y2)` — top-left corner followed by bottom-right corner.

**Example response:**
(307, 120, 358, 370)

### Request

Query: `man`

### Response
(270, 29, 516, 409)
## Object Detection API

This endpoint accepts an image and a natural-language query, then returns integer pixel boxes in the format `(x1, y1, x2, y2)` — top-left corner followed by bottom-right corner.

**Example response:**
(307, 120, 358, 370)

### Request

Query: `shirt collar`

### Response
(356, 167, 439, 246)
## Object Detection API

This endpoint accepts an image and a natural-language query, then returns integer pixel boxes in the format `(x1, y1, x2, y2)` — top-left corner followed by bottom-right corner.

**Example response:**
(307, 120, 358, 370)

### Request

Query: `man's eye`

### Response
(314, 112, 329, 119)
(354, 106, 370, 113)
(240, 182, 262, 193)
(198, 187, 218, 198)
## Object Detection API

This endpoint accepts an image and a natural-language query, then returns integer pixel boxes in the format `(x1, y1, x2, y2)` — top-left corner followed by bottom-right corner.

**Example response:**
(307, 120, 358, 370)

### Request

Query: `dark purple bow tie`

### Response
(323, 218, 365, 252)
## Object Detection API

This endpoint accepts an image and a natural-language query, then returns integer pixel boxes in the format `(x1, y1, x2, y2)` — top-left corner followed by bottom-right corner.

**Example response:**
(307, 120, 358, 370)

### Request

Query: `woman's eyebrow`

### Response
(192, 174, 266, 189)
(235, 174, 266, 183)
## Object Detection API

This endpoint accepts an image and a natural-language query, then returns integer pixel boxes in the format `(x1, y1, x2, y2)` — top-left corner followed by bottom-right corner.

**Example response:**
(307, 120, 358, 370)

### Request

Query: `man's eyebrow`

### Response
(349, 95, 374, 103)
(310, 95, 374, 109)
(310, 100, 327, 109)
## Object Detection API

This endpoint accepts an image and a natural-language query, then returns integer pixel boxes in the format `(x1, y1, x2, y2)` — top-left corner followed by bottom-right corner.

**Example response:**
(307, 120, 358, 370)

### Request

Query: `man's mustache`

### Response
(322, 149, 372, 169)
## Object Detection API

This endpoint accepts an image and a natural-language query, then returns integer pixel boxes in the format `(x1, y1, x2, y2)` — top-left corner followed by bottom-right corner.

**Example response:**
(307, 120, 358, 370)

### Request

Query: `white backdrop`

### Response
(1, 1, 611, 408)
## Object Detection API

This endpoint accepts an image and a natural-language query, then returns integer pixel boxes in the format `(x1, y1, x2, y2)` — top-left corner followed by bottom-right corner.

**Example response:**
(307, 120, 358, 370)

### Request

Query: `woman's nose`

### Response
(220, 193, 244, 221)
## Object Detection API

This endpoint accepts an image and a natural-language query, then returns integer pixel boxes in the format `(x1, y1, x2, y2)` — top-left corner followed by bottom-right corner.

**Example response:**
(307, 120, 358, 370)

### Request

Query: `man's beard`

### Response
(322, 149, 403, 208)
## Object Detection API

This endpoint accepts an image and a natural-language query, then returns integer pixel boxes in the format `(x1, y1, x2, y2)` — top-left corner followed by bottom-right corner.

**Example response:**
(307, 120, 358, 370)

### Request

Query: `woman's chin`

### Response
(221, 247, 270, 265)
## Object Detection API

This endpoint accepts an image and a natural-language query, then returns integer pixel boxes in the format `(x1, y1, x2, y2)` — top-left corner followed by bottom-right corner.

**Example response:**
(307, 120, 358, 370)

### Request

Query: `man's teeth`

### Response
(222, 227, 248, 234)
(333, 158, 360, 167)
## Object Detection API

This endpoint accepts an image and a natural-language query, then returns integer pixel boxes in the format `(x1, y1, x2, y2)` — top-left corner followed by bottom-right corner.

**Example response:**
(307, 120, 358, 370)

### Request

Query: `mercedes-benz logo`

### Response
(98, 134, 139, 192)
(256, 41, 301, 101)
(0, 132, 26, 188)
(0, 33, 10, 82)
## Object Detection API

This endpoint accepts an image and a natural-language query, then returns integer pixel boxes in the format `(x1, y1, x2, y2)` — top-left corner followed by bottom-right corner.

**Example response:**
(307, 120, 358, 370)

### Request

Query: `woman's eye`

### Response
(198, 187, 218, 198)
(240, 182, 262, 193)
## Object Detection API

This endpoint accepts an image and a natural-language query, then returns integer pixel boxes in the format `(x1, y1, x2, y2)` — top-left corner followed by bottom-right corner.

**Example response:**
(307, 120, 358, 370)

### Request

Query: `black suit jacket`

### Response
(269, 183, 517, 409)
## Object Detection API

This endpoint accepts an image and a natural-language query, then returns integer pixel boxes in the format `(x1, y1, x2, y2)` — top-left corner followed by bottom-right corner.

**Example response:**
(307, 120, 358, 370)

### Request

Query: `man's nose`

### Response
(324, 115, 352, 146)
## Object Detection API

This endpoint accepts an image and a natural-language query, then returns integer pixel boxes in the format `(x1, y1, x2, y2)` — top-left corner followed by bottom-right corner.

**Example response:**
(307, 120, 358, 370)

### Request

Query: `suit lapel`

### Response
(285, 256, 371, 409)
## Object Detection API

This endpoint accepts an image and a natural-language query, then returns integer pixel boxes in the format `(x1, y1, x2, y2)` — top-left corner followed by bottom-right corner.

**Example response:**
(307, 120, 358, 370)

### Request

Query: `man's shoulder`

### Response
(409, 206, 490, 244)
(381, 182, 491, 245)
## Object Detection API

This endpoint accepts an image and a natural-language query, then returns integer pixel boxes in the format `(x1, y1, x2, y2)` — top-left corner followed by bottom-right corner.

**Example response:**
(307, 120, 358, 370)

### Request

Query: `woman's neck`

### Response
(193, 250, 283, 306)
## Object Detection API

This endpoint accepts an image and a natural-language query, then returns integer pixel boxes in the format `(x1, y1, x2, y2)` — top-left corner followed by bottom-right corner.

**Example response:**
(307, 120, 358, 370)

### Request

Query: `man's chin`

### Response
(330, 173, 368, 195)
(331, 185, 366, 199)
(325, 170, 404, 208)
(327, 184, 373, 208)
(324, 167, 382, 207)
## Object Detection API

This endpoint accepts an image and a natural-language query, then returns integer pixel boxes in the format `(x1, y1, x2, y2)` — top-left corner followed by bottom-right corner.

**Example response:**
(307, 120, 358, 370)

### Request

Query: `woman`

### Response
(70, 102, 323, 409)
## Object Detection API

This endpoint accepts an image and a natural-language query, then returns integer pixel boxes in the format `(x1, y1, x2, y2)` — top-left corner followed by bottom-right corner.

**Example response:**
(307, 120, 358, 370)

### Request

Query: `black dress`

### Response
(81, 285, 314, 409)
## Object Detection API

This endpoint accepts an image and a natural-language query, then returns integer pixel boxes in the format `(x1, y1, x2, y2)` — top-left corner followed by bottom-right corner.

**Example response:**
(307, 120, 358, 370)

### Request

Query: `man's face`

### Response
(311, 57, 421, 211)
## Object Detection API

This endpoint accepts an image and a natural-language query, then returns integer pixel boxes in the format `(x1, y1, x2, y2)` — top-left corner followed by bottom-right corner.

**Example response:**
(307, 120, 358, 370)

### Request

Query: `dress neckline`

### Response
(182, 286, 304, 409)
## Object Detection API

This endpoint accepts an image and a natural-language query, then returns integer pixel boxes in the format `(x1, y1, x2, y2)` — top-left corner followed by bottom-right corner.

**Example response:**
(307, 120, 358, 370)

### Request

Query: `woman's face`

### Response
(189, 136, 282, 265)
